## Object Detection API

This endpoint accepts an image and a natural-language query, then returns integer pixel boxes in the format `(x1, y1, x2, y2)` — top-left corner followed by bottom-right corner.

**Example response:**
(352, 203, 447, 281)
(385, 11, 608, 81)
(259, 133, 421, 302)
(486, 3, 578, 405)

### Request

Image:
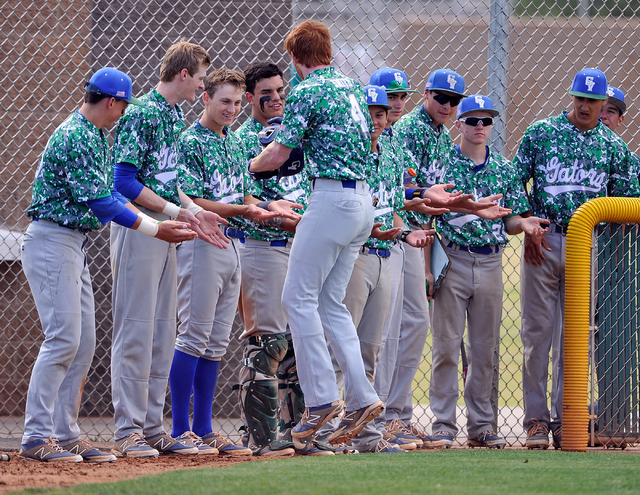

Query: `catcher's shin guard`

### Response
(277, 339, 305, 441)
(240, 378, 279, 449)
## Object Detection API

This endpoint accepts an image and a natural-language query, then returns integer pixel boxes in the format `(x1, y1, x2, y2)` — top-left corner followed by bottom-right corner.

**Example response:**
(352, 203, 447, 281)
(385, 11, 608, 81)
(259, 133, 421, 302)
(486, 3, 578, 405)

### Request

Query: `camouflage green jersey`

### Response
(112, 89, 183, 205)
(393, 105, 452, 227)
(275, 67, 373, 180)
(437, 146, 530, 247)
(235, 117, 311, 241)
(365, 141, 405, 250)
(177, 122, 257, 230)
(27, 110, 111, 230)
(513, 112, 640, 227)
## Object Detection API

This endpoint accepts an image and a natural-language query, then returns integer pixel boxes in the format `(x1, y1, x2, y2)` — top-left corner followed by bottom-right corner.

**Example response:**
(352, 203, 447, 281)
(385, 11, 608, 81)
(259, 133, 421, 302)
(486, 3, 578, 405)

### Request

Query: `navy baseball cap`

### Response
(606, 86, 626, 115)
(369, 68, 419, 94)
(568, 68, 608, 100)
(457, 95, 500, 119)
(425, 69, 465, 96)
(365, 85, 392, 109)
(85, 67, 144, 106)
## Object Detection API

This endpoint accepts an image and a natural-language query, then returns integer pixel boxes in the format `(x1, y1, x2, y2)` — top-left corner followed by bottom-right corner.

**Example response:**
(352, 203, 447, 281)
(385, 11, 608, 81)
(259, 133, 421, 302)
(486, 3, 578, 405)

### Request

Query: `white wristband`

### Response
(186, 201, 204, 216)
(136, 217, 160, 237)
(162, 201, 181, 218)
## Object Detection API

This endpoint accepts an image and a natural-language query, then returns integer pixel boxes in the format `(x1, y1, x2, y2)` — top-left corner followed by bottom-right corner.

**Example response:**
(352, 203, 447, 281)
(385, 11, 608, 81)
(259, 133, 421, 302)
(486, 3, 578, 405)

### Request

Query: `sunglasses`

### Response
(432, 91, 463, 107)
(459, 117, 494, 127)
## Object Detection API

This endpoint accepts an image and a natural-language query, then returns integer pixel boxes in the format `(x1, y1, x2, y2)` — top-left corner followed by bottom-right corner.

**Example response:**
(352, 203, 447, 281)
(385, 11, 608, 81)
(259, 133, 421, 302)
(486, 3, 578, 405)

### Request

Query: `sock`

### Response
(192, 357, 221, 437)
(169, 349, 198, 438)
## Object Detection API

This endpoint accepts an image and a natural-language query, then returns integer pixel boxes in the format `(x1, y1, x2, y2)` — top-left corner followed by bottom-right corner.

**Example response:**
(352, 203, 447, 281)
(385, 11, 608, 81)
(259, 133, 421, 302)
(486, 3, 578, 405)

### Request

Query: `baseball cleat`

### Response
(176, 432, 218, 455)
(19, 438, 83, 463)
(61, 439, 116, 462)
(551, 427, 562, 450)
(145, 432, 198, 455)
(327, 400, 385, 445)
(422, 430, 454, 449)
(383, 431, 417, 450)
(373, 439, 406, 453)
(292, 400, 345, 439)
(113, 433, 159, 458)
(200, 431, 252, 456)
(386, 418, 424, 448)
(467, 431, 506, 449)
(292, 437, 335, 456)
(525, 420, 549, 450)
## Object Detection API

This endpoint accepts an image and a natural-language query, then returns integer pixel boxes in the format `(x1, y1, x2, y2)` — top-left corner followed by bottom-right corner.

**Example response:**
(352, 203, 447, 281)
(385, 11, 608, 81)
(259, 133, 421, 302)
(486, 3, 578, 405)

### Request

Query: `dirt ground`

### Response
(0, 451, 257, 493)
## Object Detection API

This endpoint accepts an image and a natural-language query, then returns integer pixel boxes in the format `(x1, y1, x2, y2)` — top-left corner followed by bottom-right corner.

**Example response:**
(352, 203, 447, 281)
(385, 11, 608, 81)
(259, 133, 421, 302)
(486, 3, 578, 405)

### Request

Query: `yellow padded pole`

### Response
(564, 197, 640, 451)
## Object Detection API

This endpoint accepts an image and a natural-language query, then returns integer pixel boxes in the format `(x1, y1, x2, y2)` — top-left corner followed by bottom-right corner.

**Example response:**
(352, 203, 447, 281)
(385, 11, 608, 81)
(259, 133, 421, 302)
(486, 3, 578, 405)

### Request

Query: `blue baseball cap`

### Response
(85, 67, 144, 106)
(369, 68, 419, 94)
(457, 94, 500, 119)
(425, 69, 465, 96)
(365, 85, 392, 109)
(568, 68, 608, 100)
(606, 86, 626, 115)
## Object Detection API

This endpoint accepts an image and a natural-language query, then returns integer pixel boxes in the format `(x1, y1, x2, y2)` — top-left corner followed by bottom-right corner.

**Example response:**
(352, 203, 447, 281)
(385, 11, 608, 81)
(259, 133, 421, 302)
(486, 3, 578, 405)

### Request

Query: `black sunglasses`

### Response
(432, 91, 463, 107)
(459, 117, 494, 127)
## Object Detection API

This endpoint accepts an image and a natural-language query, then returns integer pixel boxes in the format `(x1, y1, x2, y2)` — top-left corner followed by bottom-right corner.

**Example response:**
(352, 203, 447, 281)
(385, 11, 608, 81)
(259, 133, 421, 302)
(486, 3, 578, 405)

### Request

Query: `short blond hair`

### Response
(159, 39, 211, 82)
(204, 68, 246, 97)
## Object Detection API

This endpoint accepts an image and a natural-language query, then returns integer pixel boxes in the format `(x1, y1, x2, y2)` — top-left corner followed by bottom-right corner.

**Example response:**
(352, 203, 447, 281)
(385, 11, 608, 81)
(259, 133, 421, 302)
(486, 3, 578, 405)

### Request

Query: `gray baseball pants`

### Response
(521, 230, 565, 433)
(430, 244, 503, 438)
(110, 207, 177, 441)
(282, 178, 378, 410)
(21, 220, 95, 445)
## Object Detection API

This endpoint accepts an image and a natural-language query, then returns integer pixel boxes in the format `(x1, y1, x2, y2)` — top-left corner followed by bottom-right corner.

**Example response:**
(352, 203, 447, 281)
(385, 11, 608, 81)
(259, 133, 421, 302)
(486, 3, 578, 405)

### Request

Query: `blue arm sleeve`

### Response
(114, 162, 145, 201)
(87, 194, 139, 228)
(112, 190, 130, 205)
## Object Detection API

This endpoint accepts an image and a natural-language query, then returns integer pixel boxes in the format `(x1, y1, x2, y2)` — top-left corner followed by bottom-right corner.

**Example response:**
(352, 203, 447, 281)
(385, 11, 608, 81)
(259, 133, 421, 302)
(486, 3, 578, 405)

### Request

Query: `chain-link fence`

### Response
(1, 0, 639, 447)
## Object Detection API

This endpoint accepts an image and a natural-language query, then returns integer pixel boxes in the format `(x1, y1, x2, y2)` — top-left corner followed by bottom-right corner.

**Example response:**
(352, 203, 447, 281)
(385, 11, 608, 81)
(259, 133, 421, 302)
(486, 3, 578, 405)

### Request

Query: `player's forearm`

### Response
(191, 196, 248, 218)
(256, 215, 298, 233)
(249, 142, 292, 172)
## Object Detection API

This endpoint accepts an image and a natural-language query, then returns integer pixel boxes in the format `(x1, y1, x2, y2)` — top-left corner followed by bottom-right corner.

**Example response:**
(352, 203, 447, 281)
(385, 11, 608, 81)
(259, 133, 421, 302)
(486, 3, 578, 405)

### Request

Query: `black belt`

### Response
(550, 223, 568, 235)
(223, 227, 245, 240)
(447, 242, 499, 255)
(361, 246, 391, 258)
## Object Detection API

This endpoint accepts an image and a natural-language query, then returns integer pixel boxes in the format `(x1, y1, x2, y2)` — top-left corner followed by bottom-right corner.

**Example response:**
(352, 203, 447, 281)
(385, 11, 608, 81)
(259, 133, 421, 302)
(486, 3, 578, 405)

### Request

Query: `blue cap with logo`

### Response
(369, 68, 419, 94)
(457, 94, 500, 119)
(606, 86, 626, 115)
(425, 69, 465, 96)
(568, 68, 608, 100)
(365, 85, 392, 109)
(85, 67, 144, 106)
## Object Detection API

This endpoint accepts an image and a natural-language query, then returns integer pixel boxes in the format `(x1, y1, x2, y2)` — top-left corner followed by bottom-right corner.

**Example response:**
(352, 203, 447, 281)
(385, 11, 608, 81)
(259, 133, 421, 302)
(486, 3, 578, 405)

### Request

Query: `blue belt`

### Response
(362, 246, 391, 258)
(240, 238, 287, 247)
(447, 242, 499, 255)
(33, 217, 92, 233)
(223, 227, 245, 240)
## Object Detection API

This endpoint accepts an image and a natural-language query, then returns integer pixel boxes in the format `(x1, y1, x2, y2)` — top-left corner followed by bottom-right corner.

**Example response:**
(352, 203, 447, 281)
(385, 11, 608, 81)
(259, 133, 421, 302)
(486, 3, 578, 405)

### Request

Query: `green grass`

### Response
(16, 450, 640, 495)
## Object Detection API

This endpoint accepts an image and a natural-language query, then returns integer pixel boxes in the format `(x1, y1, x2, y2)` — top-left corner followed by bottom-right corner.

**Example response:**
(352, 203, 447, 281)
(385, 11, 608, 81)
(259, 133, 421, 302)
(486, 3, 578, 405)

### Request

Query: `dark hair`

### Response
(243, 63, 283, 94)
(84, 91, 111, 104)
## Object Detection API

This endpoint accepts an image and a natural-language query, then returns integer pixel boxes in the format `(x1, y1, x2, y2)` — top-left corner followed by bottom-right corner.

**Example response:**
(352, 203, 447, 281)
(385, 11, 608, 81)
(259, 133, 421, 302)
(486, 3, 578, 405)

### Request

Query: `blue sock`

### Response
(169, 350, 198, 438)
(192, 358, 221, 437)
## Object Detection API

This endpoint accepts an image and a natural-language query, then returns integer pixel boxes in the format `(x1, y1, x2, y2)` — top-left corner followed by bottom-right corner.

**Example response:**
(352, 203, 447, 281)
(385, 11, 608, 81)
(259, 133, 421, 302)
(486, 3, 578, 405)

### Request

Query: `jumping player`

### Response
(110, 41, 228, 458)
(515, 68, 640, 449)
(19, 67, 196, 463)
(249, 20, 385, 446)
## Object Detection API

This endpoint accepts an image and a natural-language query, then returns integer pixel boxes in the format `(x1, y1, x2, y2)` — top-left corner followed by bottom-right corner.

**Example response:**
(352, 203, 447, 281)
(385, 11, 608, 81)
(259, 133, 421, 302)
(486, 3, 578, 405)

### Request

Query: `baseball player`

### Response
(599, 86, 626, 132)
(235, 62, 316, 456)
(319, 85, 439, 453)
(249, 20, 385, 447)
(514, 68, 640, 449)
(110, 41, 229, 458)
(19, 67, 196, 463)
(168, 68, 301, 456)
(429, 95, 546, 448)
